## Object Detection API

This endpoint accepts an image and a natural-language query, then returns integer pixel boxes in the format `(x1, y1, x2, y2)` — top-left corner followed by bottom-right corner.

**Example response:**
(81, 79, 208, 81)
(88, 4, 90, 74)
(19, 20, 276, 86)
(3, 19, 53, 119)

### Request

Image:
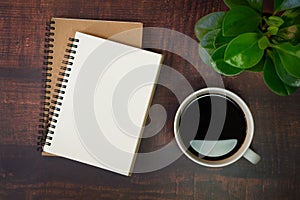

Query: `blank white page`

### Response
(44, 32, 162, 176)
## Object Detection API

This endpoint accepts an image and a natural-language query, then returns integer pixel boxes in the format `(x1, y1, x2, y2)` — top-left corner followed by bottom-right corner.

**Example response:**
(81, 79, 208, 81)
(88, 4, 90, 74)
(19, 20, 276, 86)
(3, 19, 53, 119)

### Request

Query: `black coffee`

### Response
(178, 94, 247, 161)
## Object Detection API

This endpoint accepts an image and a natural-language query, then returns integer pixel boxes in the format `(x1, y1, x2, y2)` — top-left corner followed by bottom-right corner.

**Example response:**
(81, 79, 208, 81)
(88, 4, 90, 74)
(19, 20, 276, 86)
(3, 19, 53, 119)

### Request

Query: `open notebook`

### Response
(43, 32, 163, 176)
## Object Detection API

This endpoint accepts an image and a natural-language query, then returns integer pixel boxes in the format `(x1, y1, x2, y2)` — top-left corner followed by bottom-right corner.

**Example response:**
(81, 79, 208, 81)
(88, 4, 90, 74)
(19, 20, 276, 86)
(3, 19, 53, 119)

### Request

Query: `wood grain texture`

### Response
(0, 0, 299, 199)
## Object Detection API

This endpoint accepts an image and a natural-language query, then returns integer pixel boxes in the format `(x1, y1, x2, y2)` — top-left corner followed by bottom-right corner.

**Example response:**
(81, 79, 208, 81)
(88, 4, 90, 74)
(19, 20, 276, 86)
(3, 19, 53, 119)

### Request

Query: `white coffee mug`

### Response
(174, 87, 261, 167)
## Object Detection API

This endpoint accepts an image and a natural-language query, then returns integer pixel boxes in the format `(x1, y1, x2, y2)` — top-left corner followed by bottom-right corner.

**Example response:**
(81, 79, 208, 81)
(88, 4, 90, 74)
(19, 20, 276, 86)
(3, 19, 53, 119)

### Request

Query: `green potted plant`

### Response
(195, 0, 300, 96)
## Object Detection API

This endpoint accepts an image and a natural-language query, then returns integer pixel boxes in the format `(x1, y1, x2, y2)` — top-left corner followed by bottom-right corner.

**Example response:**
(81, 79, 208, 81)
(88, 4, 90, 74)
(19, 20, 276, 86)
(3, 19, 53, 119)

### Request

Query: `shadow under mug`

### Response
(174, 87, 261, 167)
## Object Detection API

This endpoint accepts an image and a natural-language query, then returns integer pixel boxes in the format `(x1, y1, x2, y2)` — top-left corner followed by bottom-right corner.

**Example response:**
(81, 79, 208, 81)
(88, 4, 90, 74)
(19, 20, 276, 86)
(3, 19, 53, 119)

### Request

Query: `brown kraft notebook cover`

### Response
(39, 17, 143, 155)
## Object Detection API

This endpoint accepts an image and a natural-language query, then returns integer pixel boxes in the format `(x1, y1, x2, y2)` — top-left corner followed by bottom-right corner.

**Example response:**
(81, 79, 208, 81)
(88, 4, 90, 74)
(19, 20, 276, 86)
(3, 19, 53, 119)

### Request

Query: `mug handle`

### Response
(243, 148, 261, 164)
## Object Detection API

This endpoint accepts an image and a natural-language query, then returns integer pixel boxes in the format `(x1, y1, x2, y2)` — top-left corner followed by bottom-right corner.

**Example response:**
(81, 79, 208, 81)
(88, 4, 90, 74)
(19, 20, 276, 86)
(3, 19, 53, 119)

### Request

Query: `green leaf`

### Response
(274, 43, 300, 78)
(224, 33, 264, 69)
(281, 7, 300, 27)
(200, 29, 220, 48)
(264, 55, 297, 96)
(266, 16, 285, 27)
(247, 0, 263, 13)
(277, 25, 300, 44)
(222, 6, 261, 37)
(195, 12, 226, 41)
(211, 45, 244, 76)
(274, 0, 300, 13)
(268, 26, 279, 35)
(198, 44, 214, 66)
(224, 0, 263, 13)
(247, 54, 265, 72)
(273, 50, 300, 87)
(214, 31, 235, 48)
(258, 36, 270, 49)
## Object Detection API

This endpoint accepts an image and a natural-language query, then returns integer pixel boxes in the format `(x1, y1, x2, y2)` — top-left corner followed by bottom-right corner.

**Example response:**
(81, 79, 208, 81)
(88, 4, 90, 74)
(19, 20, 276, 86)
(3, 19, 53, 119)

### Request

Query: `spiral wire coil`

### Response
(37, 20, 55, 150)
(37, 21, 79, 149)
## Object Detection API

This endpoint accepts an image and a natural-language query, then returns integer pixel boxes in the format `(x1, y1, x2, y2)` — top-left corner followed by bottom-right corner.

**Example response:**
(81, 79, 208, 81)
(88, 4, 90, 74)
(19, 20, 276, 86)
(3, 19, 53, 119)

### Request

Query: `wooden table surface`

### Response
(0, 0, 299, 199)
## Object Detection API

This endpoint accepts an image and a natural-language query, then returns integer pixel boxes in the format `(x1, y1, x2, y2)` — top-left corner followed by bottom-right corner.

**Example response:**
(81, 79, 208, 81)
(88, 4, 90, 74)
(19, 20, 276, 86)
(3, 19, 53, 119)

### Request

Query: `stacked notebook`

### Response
(38, 18, 163, 176)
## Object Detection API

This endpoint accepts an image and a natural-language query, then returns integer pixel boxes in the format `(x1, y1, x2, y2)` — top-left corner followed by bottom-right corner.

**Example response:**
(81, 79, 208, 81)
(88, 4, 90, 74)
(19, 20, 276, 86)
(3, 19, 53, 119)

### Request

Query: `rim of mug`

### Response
(173, 87, 254, 167)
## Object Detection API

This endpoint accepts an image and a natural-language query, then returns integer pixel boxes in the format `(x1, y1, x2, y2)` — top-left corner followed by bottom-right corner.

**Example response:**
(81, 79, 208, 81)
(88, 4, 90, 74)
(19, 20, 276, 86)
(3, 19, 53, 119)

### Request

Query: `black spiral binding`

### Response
(42, 37, 79, 148)
(37, 20, 55, 150)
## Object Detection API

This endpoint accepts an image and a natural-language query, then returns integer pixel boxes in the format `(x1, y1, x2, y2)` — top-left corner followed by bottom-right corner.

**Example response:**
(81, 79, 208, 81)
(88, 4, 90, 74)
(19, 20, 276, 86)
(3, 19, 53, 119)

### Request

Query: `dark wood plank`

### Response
(0, 0, 299, 199)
